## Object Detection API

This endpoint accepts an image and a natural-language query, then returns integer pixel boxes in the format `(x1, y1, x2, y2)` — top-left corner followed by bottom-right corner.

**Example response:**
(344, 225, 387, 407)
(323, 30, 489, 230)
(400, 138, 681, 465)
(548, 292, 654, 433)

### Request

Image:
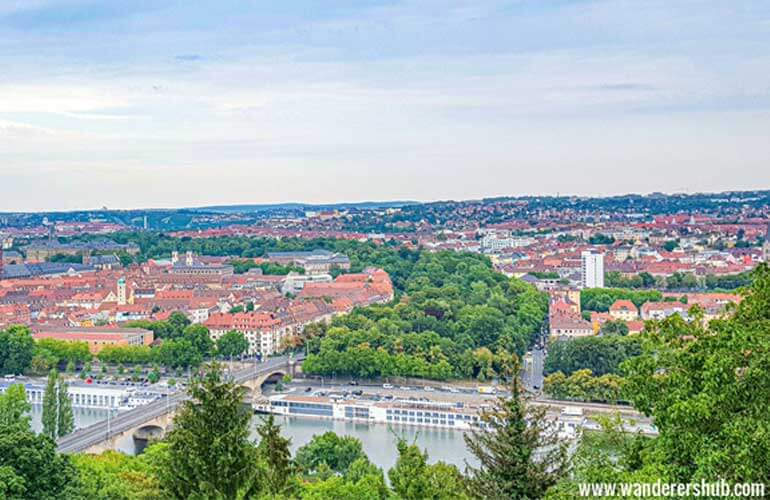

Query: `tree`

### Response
(0, 384, 30, 429)
(295, 431, 367, 476)
(42, 369, 59, 440)
(465, 356, 568, 499)
(216, 330, 249, 358)
(600, 320, 629, 336)
(42, 369, 73, 439)
(543, 413, 655, 499)
(182, 324, 213, 358)
(162, 364, 261, 499)
(544, 369, 624, 403)
(0, 465, 26, 499)
(0, 382, 81, 499)
(57, 378, 74, 437)
(157, 339, 202, 369)
(639, 272, 655, 288)
(167, 312, 191, 337)
(301, 469, 388, 500)
(256, 414, 297, 496)
(0, 325, 35, 375)
(588, 233, 615, 245)
(619, 264, 770, 483)
(544, 336, 641, 377)
(301, 251, 547, 381)
(388, 439, 469, 500)
(72, 449, 164, 500)
(0, 425, 82, 499)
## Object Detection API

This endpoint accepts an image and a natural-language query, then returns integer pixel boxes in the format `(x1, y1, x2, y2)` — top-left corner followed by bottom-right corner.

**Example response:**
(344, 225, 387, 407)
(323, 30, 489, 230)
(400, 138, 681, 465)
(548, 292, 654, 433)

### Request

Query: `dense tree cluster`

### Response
(587, 233, 615, 245)
(544, 336, 641, 377)
(303, 251, 547, 380)
(604, 271, 657, 289)
(599, 319, 629, 336)
(580, 288, 664, 312)
(215, 330, 249, 358)
(228, 259, 305, 275)
(98, 317, 214, 369)
(31, 338, 91, 374)
(605, 270, 753, 291)
(125, 311, 192, 341)
(0, 383, 82, 499)
(2, 311, 244, 378)
(543, 369, 625, 404)
(617, 263, 770, 483)
(0, 325, 34, 375)
(295, 431, 367, 476)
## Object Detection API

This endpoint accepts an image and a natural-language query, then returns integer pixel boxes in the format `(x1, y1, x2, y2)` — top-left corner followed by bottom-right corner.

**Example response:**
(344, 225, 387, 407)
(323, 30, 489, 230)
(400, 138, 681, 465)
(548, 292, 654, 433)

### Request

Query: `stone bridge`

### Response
(58, 355, 299, 454)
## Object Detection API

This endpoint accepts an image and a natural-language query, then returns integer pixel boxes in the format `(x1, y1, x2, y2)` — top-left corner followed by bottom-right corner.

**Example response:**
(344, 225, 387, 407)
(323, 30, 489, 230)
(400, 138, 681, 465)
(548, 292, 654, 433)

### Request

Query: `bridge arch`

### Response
(260, 370, 287, 386)
(133, 424, 166, 453)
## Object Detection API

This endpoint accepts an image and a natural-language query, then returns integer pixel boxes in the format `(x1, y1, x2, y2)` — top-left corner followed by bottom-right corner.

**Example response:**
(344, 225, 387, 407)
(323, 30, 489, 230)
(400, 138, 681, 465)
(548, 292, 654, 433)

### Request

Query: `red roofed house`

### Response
(549, 314, 593, 339)
(641, 302, 689, 321)
(204, 311, 287, 356)
(609, 300, 639, 321)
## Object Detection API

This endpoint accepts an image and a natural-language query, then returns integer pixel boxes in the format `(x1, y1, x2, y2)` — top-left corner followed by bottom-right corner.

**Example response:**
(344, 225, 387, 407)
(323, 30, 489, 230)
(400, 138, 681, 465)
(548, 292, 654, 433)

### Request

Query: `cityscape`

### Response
(2, 1, 770, 499)
(1, 192, 768, 497)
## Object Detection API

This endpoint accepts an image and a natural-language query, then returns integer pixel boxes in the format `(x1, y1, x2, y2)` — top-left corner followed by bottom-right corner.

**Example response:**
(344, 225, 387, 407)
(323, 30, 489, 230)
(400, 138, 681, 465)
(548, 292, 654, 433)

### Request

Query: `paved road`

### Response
(57, 356, 294, 454)
(522, 347, 545, 392)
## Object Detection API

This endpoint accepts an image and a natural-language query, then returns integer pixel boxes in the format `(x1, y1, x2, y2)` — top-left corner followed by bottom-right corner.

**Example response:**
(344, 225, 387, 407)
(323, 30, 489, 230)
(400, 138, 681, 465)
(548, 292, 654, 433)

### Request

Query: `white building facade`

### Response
(581, 251, 604, 288)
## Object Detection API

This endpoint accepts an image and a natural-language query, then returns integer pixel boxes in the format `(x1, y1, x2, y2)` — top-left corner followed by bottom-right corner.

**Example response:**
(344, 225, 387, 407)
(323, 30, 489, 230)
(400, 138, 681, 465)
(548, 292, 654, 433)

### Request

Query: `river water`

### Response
(32, 406, 478, 472)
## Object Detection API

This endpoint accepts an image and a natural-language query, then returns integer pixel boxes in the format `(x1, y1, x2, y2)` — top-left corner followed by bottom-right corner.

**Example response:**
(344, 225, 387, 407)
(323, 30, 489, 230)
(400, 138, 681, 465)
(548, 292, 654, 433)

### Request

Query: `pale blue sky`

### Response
(1, 0, 769, 211)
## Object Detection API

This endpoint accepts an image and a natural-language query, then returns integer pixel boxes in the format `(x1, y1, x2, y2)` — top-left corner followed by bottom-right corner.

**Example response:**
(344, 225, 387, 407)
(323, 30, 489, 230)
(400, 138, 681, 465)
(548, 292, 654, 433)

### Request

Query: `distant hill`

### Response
(196, 201, 419, 213)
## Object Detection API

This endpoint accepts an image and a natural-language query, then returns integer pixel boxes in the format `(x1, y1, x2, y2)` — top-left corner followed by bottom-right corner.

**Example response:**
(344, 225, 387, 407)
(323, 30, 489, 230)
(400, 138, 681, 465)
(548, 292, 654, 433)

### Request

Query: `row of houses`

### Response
(548, 290, 740, 340)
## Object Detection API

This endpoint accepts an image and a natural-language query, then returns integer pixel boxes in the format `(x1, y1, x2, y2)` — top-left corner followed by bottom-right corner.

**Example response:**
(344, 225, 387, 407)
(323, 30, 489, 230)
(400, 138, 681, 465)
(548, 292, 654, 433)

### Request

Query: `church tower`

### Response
(117, 277, 127, 306)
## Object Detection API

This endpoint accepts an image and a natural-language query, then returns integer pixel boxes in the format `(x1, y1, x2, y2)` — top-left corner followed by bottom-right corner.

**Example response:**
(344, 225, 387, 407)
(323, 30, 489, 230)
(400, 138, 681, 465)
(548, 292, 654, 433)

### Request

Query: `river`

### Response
(31, 406, 479, 472)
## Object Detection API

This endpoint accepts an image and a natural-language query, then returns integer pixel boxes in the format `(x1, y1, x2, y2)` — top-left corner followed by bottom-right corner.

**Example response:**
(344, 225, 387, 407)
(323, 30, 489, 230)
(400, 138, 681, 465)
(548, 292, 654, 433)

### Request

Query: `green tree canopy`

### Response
(0, 325, 35, 375)
(620, 263, 770, 483)
(465, 356, 568, 498)
(388, 439, 469, 500)
(295, 431, 367, 476)
(215, 330, 249, 358)
(162, 364, 261, 499)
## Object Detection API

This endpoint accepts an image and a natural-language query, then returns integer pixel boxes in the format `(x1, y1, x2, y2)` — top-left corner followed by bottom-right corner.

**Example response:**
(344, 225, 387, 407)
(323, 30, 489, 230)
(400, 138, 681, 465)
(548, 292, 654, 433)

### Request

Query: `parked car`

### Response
(382, 383, 394, 389)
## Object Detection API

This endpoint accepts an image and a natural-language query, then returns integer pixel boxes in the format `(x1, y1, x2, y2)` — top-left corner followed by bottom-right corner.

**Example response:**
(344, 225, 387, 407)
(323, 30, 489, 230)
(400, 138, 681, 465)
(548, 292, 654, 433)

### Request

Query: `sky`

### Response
(1, 0, 770, 211)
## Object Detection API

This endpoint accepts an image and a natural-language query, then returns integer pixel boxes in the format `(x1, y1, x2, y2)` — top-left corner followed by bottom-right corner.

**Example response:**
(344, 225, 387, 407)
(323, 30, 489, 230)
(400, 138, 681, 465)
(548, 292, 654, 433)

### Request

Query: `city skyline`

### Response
(3, 187, 770, 214)
(2, 0, 770, 211)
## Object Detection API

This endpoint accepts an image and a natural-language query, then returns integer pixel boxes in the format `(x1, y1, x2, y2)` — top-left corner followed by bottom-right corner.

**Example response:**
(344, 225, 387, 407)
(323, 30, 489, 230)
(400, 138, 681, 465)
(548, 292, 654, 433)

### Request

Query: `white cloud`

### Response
(0, 0, 769, 210)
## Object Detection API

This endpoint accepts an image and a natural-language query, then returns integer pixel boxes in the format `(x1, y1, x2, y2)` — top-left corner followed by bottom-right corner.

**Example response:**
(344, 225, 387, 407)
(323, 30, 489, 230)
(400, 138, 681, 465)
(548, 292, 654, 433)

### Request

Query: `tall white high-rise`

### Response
(581, 251, 604, 288)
